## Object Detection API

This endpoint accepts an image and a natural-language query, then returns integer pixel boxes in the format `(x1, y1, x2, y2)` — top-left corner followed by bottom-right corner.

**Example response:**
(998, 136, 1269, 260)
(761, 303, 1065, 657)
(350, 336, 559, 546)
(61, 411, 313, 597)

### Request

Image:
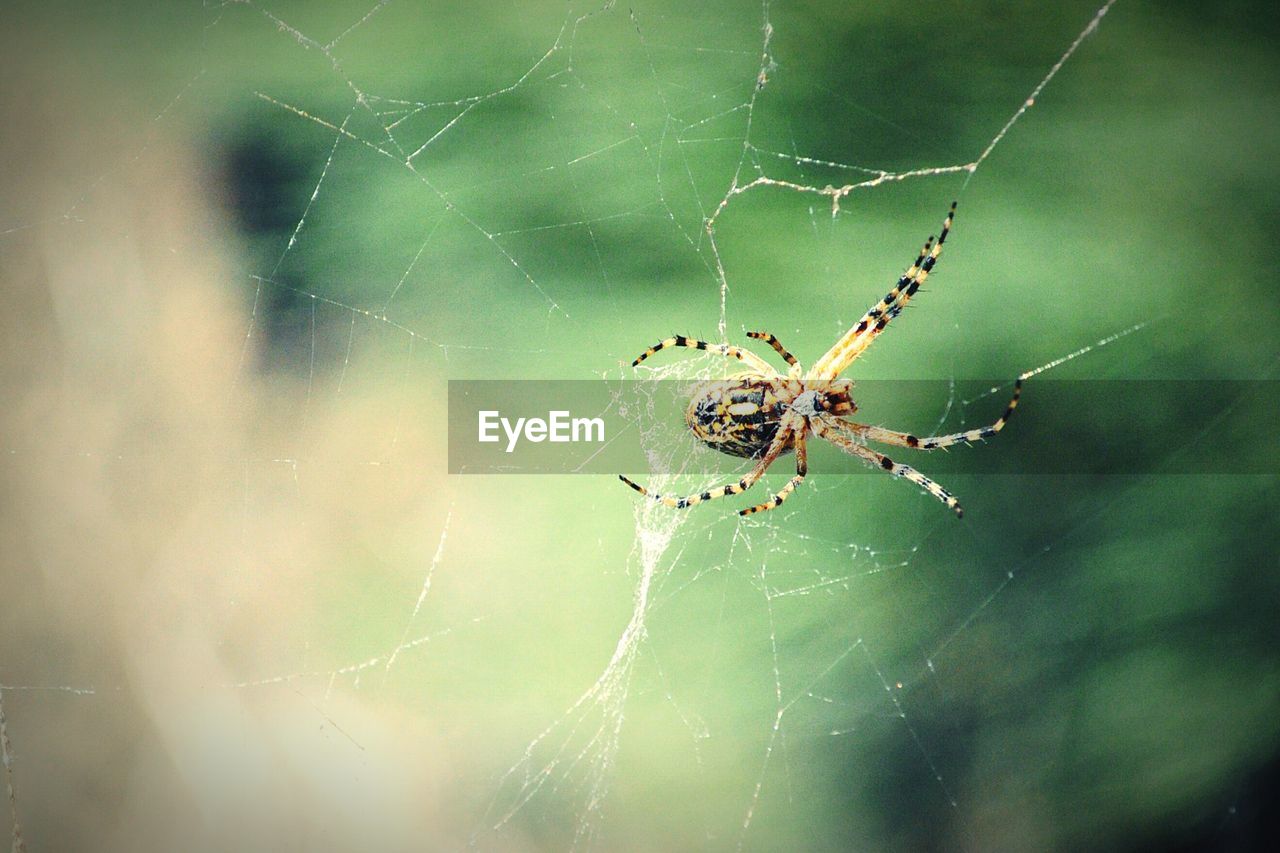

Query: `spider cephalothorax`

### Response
(620, 202, 1025, 517)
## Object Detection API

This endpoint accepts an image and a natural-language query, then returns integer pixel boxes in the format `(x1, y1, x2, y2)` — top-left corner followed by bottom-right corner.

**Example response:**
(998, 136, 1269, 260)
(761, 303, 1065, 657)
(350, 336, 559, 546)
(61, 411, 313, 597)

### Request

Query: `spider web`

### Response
(3, 1, 1278, 850)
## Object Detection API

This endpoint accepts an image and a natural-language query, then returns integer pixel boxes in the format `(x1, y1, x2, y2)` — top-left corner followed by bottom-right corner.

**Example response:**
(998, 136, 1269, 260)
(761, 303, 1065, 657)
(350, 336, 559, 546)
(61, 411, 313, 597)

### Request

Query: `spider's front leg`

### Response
(619, 414, 800, 510)
(842, 377, 1024, 450)
(810, 202, 957, 380)
(813, 418, 965, 517)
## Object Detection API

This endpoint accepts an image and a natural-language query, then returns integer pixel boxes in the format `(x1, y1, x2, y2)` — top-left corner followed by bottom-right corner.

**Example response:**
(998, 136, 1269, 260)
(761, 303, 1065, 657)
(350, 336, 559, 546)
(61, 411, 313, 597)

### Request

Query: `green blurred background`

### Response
(1, 1, 1277, 850)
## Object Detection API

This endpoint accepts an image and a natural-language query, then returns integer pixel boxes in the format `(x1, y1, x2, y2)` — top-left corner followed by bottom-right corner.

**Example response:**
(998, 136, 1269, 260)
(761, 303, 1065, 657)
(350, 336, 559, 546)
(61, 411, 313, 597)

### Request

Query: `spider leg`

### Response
(813, 418, 964, 517)
(619, 415, 799, 509)
(739, 426, 808, 516)
(834, 377, 1023, 449)
(810, 202, 956, 380)
(632, 335, 774, 374)
(746, 331, 799, 368)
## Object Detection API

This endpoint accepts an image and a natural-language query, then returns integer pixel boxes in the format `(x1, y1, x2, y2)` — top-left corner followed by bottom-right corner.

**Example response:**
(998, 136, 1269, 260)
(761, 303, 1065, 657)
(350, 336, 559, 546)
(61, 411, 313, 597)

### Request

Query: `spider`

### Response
(620, 201, 1023, 518)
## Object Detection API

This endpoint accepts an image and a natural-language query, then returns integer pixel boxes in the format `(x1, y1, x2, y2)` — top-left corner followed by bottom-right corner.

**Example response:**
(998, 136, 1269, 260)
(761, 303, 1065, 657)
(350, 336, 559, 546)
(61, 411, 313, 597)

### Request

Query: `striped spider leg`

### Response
(812, 417, 966, 515)
(809, 202, 956, 380)
(619, 410, 808, 515)
(746, 331, 802, 376)
(845, 377, 1024, 450)
(815, 377, 1024, 516)
(631, 334, 774, 375)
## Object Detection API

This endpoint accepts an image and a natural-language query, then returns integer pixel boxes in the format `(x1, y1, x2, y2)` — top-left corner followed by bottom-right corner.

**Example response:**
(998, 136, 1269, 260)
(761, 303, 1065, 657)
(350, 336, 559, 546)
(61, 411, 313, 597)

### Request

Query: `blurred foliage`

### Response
(5, 0, 1279, 850)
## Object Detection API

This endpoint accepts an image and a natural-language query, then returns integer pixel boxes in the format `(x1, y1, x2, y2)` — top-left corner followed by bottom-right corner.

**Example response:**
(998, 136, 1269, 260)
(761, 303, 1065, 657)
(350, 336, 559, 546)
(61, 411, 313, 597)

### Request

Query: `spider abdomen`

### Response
(685, 376, 794, 459)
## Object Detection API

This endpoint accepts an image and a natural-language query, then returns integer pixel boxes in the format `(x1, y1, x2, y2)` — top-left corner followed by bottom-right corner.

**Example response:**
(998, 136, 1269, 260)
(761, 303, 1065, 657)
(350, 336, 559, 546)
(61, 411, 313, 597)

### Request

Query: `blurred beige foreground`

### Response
(0, 56, 476, 852)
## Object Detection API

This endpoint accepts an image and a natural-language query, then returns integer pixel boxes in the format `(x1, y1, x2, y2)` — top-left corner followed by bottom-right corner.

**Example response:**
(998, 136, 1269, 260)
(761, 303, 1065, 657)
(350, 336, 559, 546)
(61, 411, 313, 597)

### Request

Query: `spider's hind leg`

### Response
(631, 335, 773, 374)
(746, 331, 800, 372)
(618, 473, 753, 509)
(619, 416, 799, 510)
(739, 429, 808, 516)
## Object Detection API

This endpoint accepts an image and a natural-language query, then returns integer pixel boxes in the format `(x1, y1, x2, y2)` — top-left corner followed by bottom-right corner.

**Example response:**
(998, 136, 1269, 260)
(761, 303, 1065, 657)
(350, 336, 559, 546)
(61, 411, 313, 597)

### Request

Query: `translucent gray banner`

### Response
(448, 380, 1278, 475)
